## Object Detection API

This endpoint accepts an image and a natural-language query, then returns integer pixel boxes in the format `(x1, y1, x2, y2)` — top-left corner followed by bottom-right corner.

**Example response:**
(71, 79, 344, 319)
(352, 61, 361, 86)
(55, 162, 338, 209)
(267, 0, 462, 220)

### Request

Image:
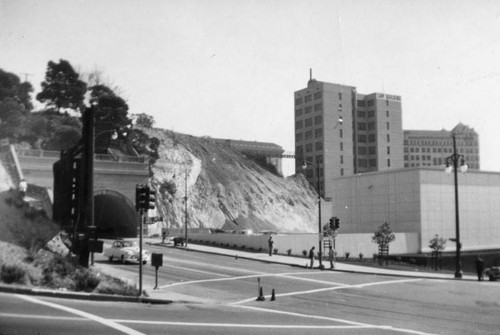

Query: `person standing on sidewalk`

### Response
(18, 178, 28, 199)
(268, 236, 274, 256)
(476, 256, 485, 281)
(328, 245, 335, 269)
(309, 246, 315, 269)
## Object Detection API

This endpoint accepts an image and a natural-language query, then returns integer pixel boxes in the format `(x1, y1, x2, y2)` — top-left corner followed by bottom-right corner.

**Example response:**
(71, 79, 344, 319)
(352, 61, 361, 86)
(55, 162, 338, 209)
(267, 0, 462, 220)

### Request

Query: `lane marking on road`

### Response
(160, 271, 345, 289)
(165, 264, 233, 277)
(230, 278, 421, 305)
(0, 312, 86, 321)
(231, 305, 438, 335)
(16, 295, 146, 335)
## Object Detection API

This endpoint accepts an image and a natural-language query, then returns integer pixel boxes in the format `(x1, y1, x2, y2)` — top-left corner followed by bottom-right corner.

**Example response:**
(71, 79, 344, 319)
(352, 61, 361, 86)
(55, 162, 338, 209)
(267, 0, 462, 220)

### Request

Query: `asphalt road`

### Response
(1, 244, 499, 335)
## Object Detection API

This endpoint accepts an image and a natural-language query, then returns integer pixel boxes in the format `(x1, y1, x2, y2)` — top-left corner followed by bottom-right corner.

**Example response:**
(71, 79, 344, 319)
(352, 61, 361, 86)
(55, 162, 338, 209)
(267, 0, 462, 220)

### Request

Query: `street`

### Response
(1, 244, 499, 334)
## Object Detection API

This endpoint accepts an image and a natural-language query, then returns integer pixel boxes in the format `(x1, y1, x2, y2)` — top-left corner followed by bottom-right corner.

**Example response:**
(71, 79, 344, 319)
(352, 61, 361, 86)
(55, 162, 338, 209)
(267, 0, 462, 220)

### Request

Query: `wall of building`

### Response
(329, 168, 500, 254)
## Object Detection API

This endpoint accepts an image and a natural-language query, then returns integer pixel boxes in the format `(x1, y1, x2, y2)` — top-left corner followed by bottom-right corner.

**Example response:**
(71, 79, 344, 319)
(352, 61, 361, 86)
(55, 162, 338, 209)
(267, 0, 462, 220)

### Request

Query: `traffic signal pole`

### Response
(139, 208, 143, 296)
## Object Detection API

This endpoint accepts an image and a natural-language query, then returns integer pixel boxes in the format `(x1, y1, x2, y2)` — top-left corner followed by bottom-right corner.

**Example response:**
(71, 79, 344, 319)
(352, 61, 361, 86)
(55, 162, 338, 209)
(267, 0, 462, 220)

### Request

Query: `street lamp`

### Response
(444, 132, 467, 279)
(302, 160, 324, 270)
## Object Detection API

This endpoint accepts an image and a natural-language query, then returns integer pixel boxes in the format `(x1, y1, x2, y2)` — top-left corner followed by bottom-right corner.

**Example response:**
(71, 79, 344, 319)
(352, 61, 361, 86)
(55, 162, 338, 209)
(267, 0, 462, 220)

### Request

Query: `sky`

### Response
(1, 0, 500, 176)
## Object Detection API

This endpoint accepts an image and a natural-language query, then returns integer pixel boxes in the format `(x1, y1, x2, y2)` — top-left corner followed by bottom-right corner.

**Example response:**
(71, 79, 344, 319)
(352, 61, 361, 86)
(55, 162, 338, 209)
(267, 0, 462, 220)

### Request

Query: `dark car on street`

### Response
(173, 236, 185, 247)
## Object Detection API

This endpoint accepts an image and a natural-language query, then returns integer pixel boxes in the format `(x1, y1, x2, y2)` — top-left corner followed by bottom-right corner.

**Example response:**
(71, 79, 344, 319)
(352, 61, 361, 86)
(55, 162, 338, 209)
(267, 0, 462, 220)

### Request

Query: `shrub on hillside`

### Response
(42, 255, 77, 288)
(72, 269, 101, 292)
(95, 275, 141, 296)
(1, 264, 27, 284)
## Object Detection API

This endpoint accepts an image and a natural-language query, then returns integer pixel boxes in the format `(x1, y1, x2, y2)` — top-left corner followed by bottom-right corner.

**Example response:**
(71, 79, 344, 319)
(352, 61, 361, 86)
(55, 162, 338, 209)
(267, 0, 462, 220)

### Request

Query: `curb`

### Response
(0, 284, 172, 304)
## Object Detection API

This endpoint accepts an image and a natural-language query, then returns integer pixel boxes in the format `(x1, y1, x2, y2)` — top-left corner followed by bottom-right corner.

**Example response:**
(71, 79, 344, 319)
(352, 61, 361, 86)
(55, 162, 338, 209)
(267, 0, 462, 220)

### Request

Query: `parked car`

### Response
(485, 267, 500, 281)
(173, 237, 185, 247)
(103, 239, 150, 264)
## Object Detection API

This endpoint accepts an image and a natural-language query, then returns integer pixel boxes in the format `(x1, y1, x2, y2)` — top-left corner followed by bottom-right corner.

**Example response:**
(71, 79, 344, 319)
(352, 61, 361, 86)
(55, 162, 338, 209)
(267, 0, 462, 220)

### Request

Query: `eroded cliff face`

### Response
(143, 128, 319, 233)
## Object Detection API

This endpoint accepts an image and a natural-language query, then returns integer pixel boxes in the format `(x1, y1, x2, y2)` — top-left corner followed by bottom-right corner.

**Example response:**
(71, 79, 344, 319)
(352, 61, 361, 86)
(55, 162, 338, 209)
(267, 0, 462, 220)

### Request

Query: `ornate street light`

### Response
(302, 160, 324, 270)
(444, 132, 467, 279)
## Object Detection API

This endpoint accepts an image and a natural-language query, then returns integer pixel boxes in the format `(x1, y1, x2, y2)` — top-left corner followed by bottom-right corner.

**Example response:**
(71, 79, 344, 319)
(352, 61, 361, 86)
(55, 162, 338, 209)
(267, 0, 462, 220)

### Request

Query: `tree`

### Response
(133, 113, 155, 128)
(0, 68, 34, 110)
(429, 234, 447, 252)
(36, 59, 87, 113)
(372, 222, 396, 264)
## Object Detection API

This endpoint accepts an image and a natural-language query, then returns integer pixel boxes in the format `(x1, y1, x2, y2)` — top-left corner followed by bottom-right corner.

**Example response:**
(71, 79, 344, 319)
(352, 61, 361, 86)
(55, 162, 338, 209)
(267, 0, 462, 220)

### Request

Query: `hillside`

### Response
(144, 128, 319, 233)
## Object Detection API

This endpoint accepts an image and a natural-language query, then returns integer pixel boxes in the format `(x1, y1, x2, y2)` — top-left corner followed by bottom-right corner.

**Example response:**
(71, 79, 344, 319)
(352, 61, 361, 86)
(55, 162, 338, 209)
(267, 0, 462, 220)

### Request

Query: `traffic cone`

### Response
(271, 289, 276, 301)
(256, 286, 265, 301)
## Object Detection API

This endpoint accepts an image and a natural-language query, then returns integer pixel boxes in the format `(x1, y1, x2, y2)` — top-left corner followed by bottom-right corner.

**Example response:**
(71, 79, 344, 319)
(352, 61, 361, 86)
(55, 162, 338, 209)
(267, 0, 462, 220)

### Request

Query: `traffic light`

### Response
(335, 217, 340, 230)
(146, 187, 156, 210)
(135, 184, 148, 211)
(329, 217, 335, 230)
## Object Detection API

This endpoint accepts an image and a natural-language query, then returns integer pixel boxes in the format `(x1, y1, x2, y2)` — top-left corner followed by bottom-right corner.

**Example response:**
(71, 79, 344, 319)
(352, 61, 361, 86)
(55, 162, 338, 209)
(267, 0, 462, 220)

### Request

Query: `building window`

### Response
(369, 159, 377, 167)
(305, 106, 312, 114)
(357, 110, 366, 118)
(358, 134, 367, 143)
(305, 143, 313, 152)
(305, 94, 312, 102)
(358, 147, 367, 155)
(358, 159, 367, 168)
(369, 146, 376, 155)
(386, 122, 390, 130)
(387, 146, 390, 155)
(315, 128, 323, 138)
(368, 134, 376, 142)
(367, 110, 375, 118)
(367, 99, 374, 107)
(340, 155, 344, 164)
(367, 122, 375, 130)
(339, 128, 343, 138)
(338, 92, 342, 100)
(314, 103, 322, 111)
(305, 118, 313, 127)
(305, 130, 313, 140)
(315, 142, 323, 150)
(296, 146, 303, 155)
(357, 100, 365, 107)
(314, 91, 322, 99)
(295, 133, 303, 141)
(295, 120, 303, 129)
(387, 159, 391, 167)
(314, 115, 323, 124)
(340, 168, 344, 176)
(386, 99, 389, 106)
(358, 122, 366, 131)
(386, 110, 389, 117)
(295, 109, 303, 116)
(295, 97, 303, 105)
(340, 142, 343, 151)
(387, 134, 390, 142)
(316, 155, 323, 164)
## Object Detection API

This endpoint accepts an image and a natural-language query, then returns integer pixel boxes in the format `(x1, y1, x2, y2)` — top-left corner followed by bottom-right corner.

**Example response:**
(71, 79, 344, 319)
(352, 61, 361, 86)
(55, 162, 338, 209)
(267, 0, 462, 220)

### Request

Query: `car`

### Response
(173, 237, 185, 247)
(103, 239, 151, 264)
(485, 267, 500, 281)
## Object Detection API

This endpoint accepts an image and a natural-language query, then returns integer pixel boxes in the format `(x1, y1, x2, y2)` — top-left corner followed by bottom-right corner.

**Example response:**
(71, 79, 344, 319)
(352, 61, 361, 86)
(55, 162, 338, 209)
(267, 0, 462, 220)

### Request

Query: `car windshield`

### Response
(122, 241, 136, 247)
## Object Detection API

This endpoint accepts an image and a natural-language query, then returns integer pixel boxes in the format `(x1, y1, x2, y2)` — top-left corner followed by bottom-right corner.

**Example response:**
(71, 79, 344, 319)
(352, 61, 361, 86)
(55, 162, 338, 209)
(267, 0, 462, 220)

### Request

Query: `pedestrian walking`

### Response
(18, 178, 27, 198)
(476, 256, 485, 281)
(162, 231, 167, 244)
(309, 246, 315, 269)
(328, 245, 335, 269)
(268, 236, 274, 256)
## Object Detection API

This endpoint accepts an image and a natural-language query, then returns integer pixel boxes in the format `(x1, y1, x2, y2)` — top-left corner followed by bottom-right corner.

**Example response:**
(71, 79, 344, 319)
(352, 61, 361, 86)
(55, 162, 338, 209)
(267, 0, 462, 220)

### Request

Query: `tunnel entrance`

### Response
(94, 190, 137, 238)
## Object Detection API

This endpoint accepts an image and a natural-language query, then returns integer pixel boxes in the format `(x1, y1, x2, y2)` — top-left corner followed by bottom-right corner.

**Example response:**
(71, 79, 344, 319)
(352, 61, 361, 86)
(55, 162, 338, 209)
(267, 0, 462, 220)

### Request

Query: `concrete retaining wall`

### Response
(188, 232, 420, 258)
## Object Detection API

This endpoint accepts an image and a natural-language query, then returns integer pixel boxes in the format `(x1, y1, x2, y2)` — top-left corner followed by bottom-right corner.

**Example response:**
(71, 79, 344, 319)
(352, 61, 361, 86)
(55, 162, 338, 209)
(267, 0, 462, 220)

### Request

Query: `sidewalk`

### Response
(143, 238, 478, 282)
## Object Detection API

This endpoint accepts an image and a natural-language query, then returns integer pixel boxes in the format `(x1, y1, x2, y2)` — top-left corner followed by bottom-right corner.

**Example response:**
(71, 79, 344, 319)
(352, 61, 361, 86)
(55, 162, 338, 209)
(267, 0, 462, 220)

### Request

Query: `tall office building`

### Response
(294, 73, 403, 199)
(403, 123, 480, 170)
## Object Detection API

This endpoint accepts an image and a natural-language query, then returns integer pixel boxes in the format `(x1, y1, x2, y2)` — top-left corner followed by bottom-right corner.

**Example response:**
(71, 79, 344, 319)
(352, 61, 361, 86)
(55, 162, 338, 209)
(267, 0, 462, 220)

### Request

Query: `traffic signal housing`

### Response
(135, 184, 148, 211)
(335, 217, 340, 230)
(329, 217, 335, 230)
(146, 187, 156, 210)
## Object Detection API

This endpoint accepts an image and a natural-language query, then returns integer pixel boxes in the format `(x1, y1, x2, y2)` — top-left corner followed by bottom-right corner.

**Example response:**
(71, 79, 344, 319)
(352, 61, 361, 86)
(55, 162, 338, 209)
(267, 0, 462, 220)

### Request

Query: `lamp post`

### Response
(184, 170, 189, 248)
(445, 132, 467, 279)
(302, 160, 324, 270)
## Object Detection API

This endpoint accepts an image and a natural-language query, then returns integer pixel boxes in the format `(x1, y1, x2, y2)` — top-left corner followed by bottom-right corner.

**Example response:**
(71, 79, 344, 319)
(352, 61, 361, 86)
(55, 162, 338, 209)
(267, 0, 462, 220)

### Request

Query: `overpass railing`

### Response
(16, 149, 146, 163)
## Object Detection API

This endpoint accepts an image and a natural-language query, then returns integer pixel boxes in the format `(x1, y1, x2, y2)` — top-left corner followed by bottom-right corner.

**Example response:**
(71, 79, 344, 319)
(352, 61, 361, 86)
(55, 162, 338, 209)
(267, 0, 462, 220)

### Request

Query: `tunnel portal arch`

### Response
(94, 189, 137, 238)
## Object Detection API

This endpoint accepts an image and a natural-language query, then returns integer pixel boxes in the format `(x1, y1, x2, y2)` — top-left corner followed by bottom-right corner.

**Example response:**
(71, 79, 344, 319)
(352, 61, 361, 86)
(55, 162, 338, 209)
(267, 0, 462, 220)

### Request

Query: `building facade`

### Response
(294, 75, 403, 199)
(330, 168, 500, 255)
(404, 123, 480, 170)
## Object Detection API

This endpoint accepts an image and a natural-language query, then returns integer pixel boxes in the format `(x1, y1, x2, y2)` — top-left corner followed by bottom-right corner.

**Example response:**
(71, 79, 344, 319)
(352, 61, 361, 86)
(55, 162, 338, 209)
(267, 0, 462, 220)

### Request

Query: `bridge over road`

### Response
(11, 148, 149, 238)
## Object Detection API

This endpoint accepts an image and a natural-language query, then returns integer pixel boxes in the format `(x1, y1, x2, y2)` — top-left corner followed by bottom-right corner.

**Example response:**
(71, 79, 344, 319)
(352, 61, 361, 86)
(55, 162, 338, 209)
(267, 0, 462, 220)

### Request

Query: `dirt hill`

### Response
(144, 128, 318, 233)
